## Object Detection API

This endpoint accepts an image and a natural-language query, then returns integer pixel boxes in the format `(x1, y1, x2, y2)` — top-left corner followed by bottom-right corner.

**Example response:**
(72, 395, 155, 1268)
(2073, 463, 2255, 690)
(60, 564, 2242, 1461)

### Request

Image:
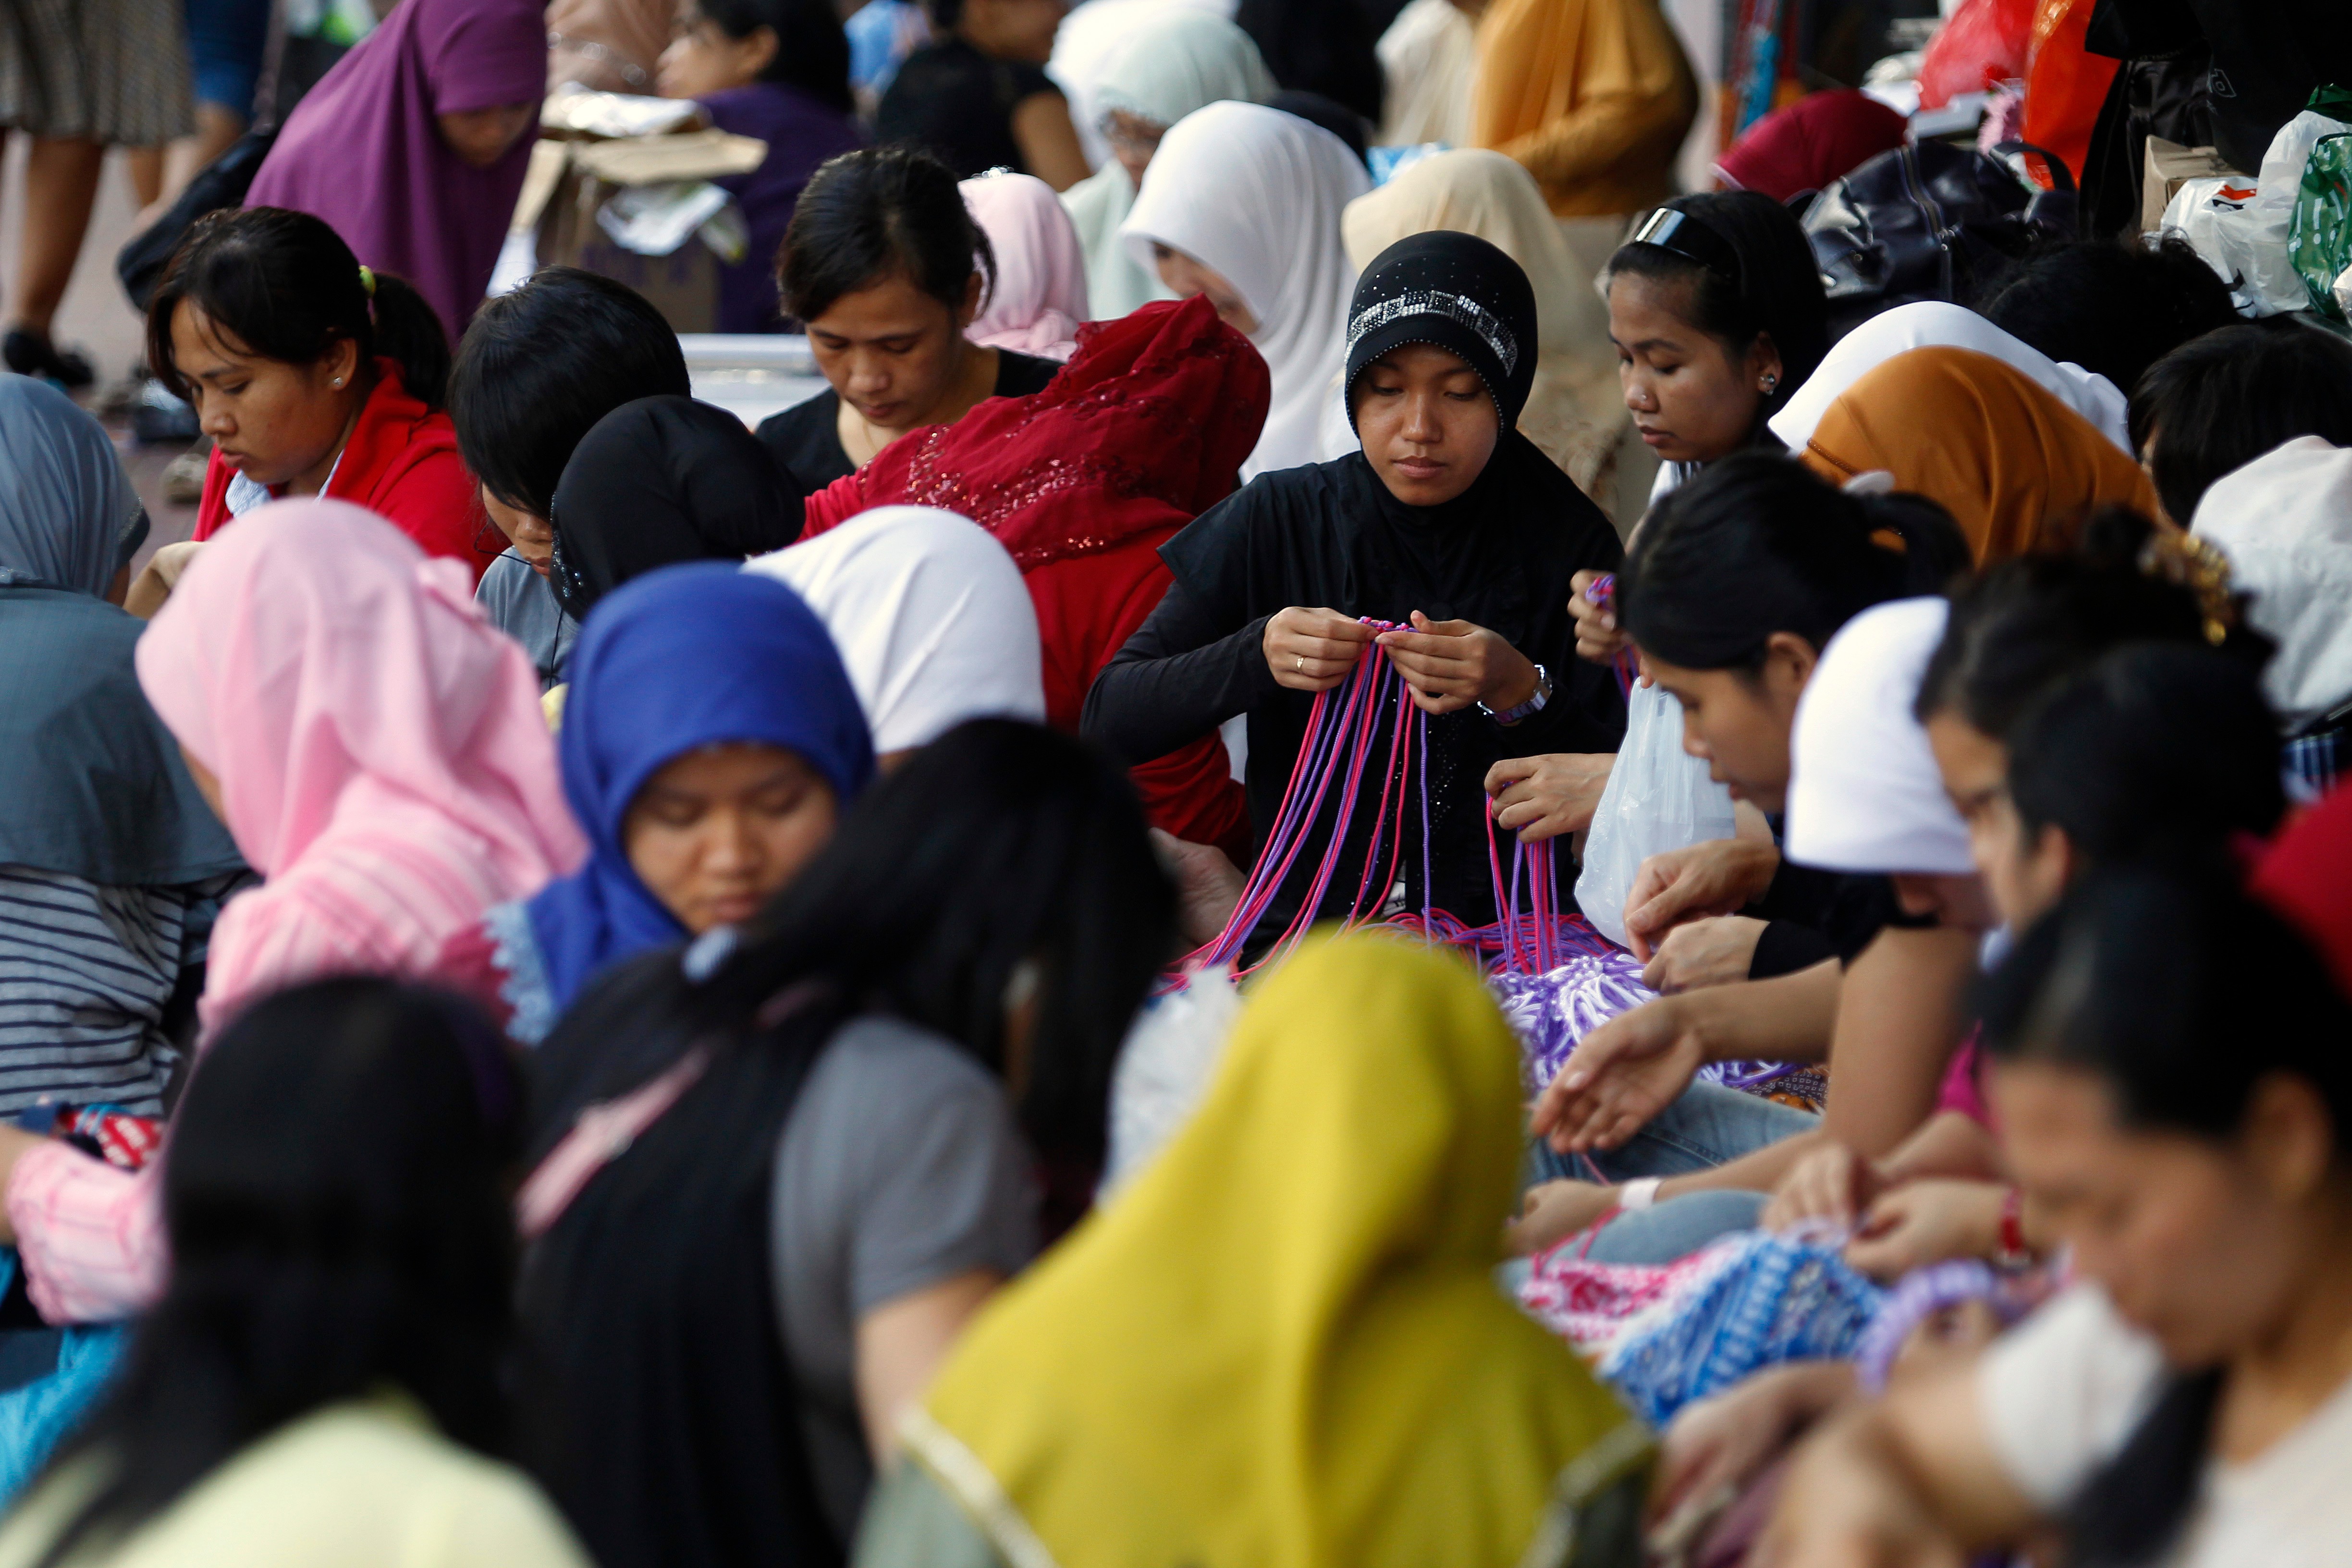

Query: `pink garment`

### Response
(6, 500, 584, 1324)
(961, 172, 1090, 360)
(1935, 1031, 1994, 1130)
(245, 0, 546, 336)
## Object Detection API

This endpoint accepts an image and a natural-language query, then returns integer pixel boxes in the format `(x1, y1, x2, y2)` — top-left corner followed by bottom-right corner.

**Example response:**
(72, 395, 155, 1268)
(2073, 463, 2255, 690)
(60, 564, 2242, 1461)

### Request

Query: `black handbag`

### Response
(114, 125, 279, 314)
(1801, 138, 2079, 339)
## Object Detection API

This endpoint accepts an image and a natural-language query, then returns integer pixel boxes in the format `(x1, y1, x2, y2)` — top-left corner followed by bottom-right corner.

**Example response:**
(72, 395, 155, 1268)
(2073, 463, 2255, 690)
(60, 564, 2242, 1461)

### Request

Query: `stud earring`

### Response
(331, 376, 343, 387)
(1760, 372, 1778, 392)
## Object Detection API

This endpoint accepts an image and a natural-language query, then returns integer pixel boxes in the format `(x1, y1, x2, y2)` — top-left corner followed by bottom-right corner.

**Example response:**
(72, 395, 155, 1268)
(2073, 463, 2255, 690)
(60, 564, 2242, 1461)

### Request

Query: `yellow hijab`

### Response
(907, 933, 1647, 1568)
(1344, 148, 1626, 501)
(1470, 0, 1696, 219)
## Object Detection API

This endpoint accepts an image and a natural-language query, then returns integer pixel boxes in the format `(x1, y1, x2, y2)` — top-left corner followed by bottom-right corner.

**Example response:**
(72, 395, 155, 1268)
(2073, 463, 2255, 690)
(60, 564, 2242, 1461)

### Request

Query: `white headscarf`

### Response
(744, 507, 1047, 755)
(1049, 0, 1236, 171)
(1768, 301, 2131, 455)
(1784, 596, 1974, 875)
(1120, 100, 1371, 479)
(2193, 436, 2352, 730)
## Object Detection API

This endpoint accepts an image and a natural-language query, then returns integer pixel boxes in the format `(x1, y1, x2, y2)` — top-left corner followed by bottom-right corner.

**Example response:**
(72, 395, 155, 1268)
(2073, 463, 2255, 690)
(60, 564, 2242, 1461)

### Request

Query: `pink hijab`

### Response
(963, 172, 1091, 361)
(137, 500, 584, 1018)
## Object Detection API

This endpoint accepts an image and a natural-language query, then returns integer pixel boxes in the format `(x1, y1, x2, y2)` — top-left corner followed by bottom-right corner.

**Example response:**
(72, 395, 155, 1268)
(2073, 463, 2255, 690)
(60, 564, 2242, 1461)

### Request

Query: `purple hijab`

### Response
(699, 83, 861, 331)
(248, 0, 546, 339)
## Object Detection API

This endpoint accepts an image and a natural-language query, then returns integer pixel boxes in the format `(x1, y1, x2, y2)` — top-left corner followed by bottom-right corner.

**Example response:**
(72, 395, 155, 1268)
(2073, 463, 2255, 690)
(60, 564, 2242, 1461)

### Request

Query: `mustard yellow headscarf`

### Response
(1797, 346, 2160, 563)
(1470, 0, 1696, 219)
(906, 933, 1647, 1568)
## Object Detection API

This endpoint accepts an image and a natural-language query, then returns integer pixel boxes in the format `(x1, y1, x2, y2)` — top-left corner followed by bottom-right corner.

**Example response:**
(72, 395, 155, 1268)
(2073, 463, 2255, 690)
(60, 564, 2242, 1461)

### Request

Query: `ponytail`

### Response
(363, 272, 451, 410)
(1617, 452, 1969, 671)
(146, 206, 452, 412)
(1911, 516, 2228, 739)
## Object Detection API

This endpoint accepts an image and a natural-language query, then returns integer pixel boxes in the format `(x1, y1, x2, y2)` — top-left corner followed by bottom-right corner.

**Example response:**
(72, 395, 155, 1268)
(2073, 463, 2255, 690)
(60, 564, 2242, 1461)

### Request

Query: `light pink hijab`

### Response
(137, 499, 584, 1022)
(963, 172, 1091, 361)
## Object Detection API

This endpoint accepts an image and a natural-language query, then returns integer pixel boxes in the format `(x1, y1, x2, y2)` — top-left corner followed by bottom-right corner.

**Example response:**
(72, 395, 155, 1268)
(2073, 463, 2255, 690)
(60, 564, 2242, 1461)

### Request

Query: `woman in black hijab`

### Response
(547, 395, 800, 622)
(1083, 231, 1627, 937)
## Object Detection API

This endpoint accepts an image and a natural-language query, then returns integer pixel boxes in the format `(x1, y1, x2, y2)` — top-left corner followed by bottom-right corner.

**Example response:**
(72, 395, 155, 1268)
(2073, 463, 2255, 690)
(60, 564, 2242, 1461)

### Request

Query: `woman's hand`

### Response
(1486, 752, 1615, 841)
(1507, 1178, 1621, 1255)
(1568, 569, 1632, 666)
(123, 539, 203, 619)
(1654, 1362, 1858, 1530)
(1149, 829, 1245, 950)
(1375, 611, 1537, 715)
(1623, 837, 1780, 962)
(1263, 607, 1373, 692)
(1529, 995, 1705, 1153)
(1642, 915, 1766, 992)
(1844, 1180, 2010, 1282)
(1761, 1141, 1885, 1233)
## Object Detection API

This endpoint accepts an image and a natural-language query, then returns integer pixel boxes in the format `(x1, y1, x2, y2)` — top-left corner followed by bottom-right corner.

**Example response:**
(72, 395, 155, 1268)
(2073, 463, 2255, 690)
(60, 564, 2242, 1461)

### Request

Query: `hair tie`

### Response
(358, 265, 377, 297)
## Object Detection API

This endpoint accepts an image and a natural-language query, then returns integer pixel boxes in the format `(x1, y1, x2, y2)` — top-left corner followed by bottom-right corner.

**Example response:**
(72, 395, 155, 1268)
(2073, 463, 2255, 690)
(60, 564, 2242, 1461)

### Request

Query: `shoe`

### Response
(160, 444, 210, 507)
(132, 379, 201, 444)
(1, 328, 95, 390)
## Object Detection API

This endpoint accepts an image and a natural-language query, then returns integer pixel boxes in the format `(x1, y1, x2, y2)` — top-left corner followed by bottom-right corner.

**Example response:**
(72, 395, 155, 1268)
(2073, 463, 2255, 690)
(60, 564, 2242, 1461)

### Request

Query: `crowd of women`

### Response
(4, 0, 2352, 1564)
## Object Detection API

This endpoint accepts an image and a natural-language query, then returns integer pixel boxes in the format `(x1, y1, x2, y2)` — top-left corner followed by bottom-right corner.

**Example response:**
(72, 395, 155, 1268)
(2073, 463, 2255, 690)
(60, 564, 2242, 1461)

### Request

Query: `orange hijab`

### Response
(1470, 0, 1695, 218)
(1797, 346, 2157, 562)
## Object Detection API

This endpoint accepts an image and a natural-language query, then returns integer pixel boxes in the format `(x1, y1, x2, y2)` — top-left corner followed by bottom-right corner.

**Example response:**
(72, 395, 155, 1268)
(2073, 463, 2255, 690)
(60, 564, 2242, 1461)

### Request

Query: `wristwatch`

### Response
(1480, 663, 1551, 726)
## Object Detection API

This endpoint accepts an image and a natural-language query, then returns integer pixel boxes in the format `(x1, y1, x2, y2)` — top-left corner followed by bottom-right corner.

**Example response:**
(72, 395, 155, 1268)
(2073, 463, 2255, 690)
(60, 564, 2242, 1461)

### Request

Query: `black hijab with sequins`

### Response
(1343, 231, 1539, 432)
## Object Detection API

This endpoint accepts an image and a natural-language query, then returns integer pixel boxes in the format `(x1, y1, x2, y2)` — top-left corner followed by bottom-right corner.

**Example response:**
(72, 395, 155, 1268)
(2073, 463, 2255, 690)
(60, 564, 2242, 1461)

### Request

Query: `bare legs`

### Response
(10, 134, 104, 338)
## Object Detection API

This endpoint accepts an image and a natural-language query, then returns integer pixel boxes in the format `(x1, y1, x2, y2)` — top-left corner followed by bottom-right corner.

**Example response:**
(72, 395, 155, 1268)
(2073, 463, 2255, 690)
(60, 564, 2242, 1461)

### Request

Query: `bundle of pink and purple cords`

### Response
(1171, 618, 1811, 1102)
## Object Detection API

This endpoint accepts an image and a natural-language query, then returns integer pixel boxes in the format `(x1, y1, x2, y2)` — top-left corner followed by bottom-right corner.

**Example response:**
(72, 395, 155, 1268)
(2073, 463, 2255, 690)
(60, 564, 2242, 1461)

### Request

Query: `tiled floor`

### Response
(0, 139, 202, 571)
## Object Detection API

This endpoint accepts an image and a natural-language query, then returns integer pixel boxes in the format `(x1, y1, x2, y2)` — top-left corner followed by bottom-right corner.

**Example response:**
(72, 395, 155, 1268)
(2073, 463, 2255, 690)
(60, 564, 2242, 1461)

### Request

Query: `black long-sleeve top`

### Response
(1085, 441, 1626, 936)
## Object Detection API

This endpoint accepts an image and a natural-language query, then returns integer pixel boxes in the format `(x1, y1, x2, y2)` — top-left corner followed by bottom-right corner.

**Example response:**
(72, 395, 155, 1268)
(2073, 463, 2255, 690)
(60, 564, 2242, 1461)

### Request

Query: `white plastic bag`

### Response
(2160, 107, 2352, 316)
(1574, 680, 1737, 949)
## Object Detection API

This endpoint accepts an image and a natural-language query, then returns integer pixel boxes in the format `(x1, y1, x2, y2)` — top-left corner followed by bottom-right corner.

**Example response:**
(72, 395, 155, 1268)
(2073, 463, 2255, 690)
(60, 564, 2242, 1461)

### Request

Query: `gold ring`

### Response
(1295, 655, 1304, 672)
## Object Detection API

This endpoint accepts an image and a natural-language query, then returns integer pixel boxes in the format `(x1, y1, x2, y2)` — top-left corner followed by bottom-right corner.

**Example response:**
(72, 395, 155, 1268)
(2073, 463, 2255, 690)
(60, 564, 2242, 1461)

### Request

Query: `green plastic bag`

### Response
(2291, 87, 2352, 322)
(2292, 132, 2352, 321)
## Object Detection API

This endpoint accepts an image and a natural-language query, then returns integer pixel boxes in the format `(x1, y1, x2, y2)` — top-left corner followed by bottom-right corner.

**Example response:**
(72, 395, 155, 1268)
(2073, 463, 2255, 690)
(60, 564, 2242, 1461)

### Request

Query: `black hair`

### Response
(1269, 89, 1370, 165)
(30, 979, 519, 1568)
(1603, 190, 1830, 420)
(1976, 236, 2239, 396)
(1617, 452, 1971, 672)
(1976, 862, 2352, 1568)
(2007, 643, 2285, 866)
(2128, 319, 2352, 525)
(147, 207, 451, 411)
(696, 718, 1174, 1180)
(1913, 511, 2217, 739)
(448, 267, 691, 519)
(689, 0, 853, 114)
(778, 145, 996, 324)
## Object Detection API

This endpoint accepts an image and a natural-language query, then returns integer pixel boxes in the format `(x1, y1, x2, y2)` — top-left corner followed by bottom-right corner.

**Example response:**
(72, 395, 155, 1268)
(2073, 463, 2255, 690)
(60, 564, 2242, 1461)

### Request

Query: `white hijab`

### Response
(2192, 436, 2352, 730)
(744, 507, 1046, 755)
(1120, 100, 1371, 479)
(1058, 7, 1277, 320)
(1784, 596, 1974, 876)
(1769, 301, 2132, 455)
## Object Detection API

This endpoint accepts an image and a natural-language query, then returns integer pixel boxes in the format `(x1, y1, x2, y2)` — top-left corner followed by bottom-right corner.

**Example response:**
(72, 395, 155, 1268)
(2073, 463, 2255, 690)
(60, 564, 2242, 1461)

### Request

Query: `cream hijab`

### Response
(1121, 100, 1370, 478)
(1342, 148, 1624, 498)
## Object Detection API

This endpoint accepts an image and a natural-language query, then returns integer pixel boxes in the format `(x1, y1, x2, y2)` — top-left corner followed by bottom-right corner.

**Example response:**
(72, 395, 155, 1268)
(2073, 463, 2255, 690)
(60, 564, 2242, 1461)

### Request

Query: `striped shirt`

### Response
(0, 866, 242, 1117)
(8, 814, 540, 1325)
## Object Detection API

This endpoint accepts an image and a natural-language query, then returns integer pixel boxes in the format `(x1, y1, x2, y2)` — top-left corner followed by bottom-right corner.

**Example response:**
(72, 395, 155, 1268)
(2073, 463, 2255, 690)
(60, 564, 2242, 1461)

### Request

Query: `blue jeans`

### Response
(1526, 1080, 1814, 1187)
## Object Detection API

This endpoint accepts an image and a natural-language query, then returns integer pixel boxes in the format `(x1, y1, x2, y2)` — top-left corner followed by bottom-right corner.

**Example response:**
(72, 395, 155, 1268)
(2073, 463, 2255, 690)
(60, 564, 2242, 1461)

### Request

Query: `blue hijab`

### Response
(523, 564, 875, 1011)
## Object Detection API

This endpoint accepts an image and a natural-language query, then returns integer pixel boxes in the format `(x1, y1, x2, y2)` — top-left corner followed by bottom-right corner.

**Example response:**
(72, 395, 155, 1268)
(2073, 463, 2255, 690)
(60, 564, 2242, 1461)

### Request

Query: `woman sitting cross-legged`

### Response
(514, 719, 1176, 1565)
(434, 564, 875, 1043)
(0, 979, 590, 1568)
(1083, 233, 1628, 943)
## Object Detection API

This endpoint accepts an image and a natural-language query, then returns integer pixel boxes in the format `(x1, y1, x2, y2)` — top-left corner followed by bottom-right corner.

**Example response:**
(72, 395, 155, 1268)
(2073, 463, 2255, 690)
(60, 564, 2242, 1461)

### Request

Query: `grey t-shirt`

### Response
(474, 550, 577, 692)
(771, 1016, 1038, 1544)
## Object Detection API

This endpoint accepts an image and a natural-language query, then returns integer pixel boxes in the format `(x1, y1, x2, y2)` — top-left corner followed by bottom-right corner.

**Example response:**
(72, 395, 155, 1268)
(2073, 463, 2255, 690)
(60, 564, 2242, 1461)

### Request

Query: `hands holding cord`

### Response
(1262, 606, 1539, 716)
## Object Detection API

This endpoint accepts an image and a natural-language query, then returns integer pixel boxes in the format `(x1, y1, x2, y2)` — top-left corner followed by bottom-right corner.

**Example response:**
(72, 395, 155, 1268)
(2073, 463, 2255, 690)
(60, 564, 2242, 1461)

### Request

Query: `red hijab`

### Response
(2252, 787, 2352, 1000)
(802, 295, 1271, 566)
(1713, 88, 1908, 202)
